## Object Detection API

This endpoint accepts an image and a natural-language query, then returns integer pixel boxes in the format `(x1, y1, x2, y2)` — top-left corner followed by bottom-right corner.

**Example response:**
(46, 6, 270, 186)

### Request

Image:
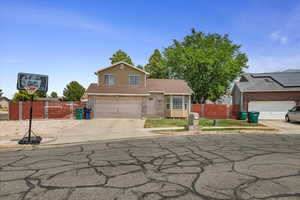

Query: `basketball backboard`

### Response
(17, 73, 48, 92)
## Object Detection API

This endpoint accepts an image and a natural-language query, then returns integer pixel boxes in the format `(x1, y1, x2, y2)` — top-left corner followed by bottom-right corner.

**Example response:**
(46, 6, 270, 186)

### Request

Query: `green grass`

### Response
(145, 118, 265, 128)
(144, 119, 187, 128)
(199, 118, 264, 127)
(152, 129, 186, 134)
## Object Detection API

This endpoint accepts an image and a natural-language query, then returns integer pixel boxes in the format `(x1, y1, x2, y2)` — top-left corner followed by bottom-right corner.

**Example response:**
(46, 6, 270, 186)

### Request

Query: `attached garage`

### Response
(94, 96, 142, 118)
(248, 101, 296, 120)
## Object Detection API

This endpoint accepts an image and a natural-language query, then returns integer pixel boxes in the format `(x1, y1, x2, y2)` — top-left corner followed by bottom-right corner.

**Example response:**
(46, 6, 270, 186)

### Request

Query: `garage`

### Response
(94, 96, 142, 118)
(248, 101, 296, 120)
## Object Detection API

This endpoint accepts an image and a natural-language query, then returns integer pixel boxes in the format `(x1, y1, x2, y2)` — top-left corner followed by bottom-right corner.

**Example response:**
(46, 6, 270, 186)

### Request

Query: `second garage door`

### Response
(248, 101, 296, 120)
(94, 96, 142, 118)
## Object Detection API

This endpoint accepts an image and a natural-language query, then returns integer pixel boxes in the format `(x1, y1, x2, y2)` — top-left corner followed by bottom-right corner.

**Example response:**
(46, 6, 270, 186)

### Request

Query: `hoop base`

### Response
(18, 136, 42, 144)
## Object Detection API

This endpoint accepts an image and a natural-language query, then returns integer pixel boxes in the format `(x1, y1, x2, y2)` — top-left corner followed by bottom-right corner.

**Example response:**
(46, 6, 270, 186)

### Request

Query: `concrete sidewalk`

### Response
(261, 120, 300, 134)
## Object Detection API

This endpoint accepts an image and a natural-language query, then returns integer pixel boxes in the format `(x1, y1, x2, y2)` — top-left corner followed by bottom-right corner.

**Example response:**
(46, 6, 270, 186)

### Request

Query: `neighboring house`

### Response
(232, 72, 300, 120)
(86, 62, 193, 118)
(0, 97, 10, 110)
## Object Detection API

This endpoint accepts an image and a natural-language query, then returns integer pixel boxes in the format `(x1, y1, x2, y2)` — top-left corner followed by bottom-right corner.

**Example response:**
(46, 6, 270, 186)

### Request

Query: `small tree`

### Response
(0, 89, 3, 97)
(12, 90, 31, 101)
(35, 91, 47, 98)
(136, 65, 144, 70)
(50, 91, 58, 98)
(63, 81, 85, 101)
(12, 90, 47, 101)
(110, 50, 133, 65)
(145, 49, 169, 78)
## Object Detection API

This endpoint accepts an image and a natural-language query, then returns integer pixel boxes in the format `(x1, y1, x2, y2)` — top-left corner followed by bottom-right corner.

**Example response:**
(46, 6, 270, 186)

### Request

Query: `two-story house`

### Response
(85, 61, 193, 118)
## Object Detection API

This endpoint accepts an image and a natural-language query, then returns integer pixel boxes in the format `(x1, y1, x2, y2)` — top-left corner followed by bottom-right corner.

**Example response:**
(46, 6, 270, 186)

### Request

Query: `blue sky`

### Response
(1, 0, 300, 98)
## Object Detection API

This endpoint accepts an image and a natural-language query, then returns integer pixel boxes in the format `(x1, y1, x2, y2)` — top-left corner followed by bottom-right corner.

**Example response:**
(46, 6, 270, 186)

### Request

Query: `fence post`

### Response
(19, 101, 23, 120)
(45, 101, 48, 119)
(201, 104, 205, 118)
(71, 101, 74, 119)
(226, 104, 230, 119)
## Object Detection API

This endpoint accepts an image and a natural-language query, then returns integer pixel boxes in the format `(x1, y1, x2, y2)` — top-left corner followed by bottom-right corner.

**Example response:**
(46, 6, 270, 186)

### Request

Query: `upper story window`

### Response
(104, 74, 115, 86)
(128, 75, 140, 86)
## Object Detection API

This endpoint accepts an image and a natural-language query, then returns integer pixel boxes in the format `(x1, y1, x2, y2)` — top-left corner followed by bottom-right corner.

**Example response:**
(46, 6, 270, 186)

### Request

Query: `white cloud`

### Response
(0, 4, 112, 33)
(270, 31, 288, 44)
(248, 54, 300, 73)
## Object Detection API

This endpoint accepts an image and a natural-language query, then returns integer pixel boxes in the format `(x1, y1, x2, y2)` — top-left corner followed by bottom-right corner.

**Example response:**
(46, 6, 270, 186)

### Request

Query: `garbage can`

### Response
(75, 108, 83, 120)
(239, 111, 248, 120)
(248, 112, 259, 123)
(85, 108, 91, 120)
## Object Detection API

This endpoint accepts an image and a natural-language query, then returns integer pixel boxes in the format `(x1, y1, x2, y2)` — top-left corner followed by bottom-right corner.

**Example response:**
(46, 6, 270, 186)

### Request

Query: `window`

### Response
(166, 96, 171, 109)
(184, 96, 189, 110)
(104, 74, 115, 86)
(128, 75, 140, 85)
(172, 96, 183, 109)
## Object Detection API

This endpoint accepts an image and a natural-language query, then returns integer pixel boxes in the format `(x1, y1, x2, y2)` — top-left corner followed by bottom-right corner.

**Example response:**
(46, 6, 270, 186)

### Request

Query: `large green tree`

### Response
(145, 49, 169, 78)
(109, 50, 133, 65)
(164, 29, 248, 103)
(63, 81, 85, 101)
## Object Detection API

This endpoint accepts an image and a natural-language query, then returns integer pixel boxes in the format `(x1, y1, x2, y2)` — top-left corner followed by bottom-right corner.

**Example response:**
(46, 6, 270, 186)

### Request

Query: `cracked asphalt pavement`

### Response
(0, 134, 300, 200)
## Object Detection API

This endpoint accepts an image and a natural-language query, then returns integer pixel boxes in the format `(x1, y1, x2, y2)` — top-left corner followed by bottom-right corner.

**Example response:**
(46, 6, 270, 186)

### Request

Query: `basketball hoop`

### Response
(17, 72, 48, 145)
(25, 85, 38, 95)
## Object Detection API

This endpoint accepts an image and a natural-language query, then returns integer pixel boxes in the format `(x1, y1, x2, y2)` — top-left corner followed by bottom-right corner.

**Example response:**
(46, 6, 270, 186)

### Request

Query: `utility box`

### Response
(186, 114, 200, 131)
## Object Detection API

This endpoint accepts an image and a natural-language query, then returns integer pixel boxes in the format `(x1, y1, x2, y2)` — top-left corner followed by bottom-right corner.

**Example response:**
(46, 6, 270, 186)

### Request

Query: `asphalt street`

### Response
(0, 133, 300, 200)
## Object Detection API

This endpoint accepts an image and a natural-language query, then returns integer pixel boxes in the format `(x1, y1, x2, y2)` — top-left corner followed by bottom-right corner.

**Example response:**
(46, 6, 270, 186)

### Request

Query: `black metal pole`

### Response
(28, 94, 34, 142)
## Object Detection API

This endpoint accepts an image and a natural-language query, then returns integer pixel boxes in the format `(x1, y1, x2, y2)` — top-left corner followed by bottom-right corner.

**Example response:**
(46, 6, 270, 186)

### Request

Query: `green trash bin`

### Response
(75, 108, 83, 120)
(239, 111, 248, 120)
(248, 112, 260, 123)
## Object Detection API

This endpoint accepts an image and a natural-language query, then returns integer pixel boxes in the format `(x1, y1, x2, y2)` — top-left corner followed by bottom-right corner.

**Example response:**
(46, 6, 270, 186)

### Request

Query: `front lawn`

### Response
(145, 118, 265, 128)
(199, 118, 264, 127)
(144, 119, 187, 128)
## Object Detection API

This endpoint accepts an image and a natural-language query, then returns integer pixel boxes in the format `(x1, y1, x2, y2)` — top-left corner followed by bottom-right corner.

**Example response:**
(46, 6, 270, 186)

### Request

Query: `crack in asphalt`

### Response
(0, 134, 299, 200)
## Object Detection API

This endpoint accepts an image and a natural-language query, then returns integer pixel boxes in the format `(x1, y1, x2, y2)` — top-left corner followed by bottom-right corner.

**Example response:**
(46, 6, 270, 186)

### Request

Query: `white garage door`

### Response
(94, 96, 142, 118)
(248, 101, 296, 120)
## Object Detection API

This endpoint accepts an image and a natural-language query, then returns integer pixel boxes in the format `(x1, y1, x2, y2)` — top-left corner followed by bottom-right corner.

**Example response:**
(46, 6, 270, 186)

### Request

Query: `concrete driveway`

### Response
(53, 118, 151, 144)
(0, 119, 155, 146)
(261, 120, 300, 133)
(0, 134, 299, 200)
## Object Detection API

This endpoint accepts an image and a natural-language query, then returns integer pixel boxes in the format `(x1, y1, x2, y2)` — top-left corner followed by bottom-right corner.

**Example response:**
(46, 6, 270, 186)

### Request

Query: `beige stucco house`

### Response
(0, 97, 9, 110)
(86, 62, 193, 118)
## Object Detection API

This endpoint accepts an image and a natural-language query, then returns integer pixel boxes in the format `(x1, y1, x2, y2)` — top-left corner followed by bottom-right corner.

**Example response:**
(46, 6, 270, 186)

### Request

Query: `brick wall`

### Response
(22, 101, 45, 119)
(9, 102, 19, 120)
(9, 101, 86, 120)
(243, 91, 300, 111)
(192, 104, 239, 119)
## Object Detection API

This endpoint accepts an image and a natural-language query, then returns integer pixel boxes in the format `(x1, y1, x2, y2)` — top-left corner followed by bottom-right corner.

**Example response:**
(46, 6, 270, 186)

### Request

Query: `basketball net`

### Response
(25, 85, 38, 95)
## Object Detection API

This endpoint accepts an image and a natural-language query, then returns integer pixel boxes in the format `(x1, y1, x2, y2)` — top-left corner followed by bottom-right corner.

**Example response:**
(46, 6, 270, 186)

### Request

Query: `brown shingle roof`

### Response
(86, 79, 192, 95)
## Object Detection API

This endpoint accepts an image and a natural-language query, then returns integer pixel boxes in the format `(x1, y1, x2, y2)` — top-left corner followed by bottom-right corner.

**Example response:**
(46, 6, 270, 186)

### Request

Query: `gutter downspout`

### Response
(240, 92, 243, 112)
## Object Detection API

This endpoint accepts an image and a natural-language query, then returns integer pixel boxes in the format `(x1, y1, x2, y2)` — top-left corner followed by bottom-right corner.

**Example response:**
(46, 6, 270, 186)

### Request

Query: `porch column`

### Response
(188, 95, 191, 114)
(182, 96, 185, 111)
(170, 95, 173, 117)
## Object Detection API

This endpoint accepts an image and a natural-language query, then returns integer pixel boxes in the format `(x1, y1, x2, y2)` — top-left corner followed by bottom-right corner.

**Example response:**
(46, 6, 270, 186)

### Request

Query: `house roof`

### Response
(86, 79, 193, 95)
(0, 97, 10, 101)
(95, 61, 150, 75)
(236, 72, 300, 92)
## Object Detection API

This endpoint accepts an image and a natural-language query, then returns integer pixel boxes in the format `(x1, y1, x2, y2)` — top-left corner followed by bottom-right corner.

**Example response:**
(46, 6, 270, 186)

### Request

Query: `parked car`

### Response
(285, 106, 300, 122)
